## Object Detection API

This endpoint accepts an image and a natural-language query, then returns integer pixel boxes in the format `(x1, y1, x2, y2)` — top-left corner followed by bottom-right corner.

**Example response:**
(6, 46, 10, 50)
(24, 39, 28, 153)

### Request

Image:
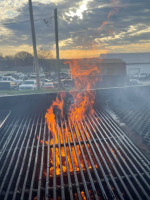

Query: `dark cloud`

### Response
(0, 0, 150, 51)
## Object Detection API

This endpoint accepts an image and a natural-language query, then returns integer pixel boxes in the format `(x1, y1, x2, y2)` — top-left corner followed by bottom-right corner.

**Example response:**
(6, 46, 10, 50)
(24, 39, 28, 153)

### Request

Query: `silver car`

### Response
(19, 80, 37, 90)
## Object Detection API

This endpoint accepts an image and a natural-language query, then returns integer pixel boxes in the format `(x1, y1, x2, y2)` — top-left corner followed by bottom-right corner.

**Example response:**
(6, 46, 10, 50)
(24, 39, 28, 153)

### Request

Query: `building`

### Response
(100, 58, 126, 87)
(100, 53, 150, 76)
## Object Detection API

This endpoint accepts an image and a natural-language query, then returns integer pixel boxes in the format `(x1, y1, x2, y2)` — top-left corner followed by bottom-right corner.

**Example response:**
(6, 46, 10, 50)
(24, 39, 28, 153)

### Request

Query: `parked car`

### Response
(29, 74, 36, 79)
(139, 74, 147, 78)
(17, 73, 27, 80)
(61, 79, 74, 88)
(19, 80, 37, 90)
(2, 76, 13, 81)
(42, 82, 54, 89)
(0, 81, 11, 90)
(2, 76, 22, 89)
(2, 76, 22, 83)
(41, 78, 53, 83)
(40, 73, 45, 79)
(129, 79, 141, 85)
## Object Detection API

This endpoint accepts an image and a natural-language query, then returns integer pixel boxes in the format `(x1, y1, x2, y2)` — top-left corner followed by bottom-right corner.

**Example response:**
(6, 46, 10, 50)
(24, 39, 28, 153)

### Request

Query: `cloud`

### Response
(0, 0, 150, 57)
(94, 24, 150, 45)
(0, 44, 33, 56)
(65, 0, 93, 19)
(108, 42, 150, 53)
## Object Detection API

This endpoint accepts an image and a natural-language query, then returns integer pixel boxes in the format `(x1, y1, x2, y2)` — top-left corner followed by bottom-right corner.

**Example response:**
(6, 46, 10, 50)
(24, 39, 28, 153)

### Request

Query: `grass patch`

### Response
(0, 88, 58, 96)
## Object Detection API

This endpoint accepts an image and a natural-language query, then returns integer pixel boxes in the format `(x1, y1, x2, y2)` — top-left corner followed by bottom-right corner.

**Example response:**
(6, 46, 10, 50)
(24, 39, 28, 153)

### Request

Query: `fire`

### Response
(42, 0, 119, 181)
(64, 59, 101, 121)
(43, 58, 100, 176)
(98, 0, 119, 32)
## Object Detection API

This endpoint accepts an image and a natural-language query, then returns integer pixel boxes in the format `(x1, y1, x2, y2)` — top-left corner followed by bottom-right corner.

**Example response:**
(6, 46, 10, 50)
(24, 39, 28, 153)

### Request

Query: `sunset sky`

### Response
(0, 0, 150, 59)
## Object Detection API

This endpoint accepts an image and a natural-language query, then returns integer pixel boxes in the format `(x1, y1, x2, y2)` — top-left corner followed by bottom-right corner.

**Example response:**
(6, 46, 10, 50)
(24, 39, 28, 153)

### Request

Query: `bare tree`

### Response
(37, 48, 53, 59)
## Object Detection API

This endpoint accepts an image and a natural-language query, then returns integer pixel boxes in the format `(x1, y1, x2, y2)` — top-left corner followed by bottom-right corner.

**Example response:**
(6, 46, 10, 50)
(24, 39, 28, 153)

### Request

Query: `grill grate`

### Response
(110, 99, 150, 147)
(0, 108, 150, 200)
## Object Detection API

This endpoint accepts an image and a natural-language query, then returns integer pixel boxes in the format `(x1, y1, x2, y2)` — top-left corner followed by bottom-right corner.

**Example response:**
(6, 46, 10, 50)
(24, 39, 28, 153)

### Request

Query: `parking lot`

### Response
(0, 71, 74, 96)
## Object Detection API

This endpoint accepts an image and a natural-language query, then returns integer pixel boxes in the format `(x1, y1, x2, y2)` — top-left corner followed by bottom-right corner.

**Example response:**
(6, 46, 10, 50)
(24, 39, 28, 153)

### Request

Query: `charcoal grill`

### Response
(0, 92, 150, 200)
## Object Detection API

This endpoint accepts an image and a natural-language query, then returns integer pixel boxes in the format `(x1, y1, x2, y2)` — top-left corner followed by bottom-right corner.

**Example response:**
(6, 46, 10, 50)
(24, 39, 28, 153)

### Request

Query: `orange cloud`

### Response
(0, 44, 33, 56)
(1, 43, 150, 59)
(108, 42, 150, 53)
(56, 49, 108, 59)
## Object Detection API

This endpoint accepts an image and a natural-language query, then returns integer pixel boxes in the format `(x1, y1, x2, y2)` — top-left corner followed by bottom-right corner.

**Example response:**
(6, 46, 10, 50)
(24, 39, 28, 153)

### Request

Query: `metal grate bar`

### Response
(95, 112, 149, 199)
(45, 172, 150, 191)
(53, 123, 56, 200)
(12, 116, 37, 200)
(96, 110, 150, 196)
(64, 120, 82, 200)
(0, 137, 121, 153)
(3, 116, 33, 200)
(45, 127, 50, 200)
(28, 116, 43, 200)
(37, 120, 47, 200)
(86, 116, 133, 200)
(98, 109, 150, 178)
(68, 119, 91, 200)
(0, 117, 28, 192)
(77, 119, 116, 199)
(72, 120, 99, 200)
(82, 119, 125, 200)
(89, 114, 144, 199)
(60, 120, 74, 200)
(101, 109, 150, 171)
(0, 110, 11, 129)
(110, 98, 150, 145)
(19, 115, 40, 200)
(57, 121, 65, 200)
(0, 117, 19, 160)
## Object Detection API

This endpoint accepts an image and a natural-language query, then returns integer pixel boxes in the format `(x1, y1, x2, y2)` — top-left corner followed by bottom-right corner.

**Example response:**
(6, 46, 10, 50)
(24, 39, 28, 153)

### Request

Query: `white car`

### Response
(2, 76, 23, 89)
(17, 73, 27, 80)
(19, 80, 37, 90)
(2, 76, 23, 83)
(129, 79, 141, 85)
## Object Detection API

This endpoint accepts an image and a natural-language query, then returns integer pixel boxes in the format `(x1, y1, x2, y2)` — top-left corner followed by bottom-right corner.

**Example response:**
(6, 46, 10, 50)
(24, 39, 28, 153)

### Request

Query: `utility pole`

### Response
(28, 0, 40, 89)
(54, 8, 61, 90)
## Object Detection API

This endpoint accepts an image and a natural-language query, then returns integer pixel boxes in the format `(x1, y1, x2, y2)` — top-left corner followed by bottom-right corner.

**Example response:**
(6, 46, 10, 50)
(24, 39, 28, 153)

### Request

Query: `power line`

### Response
(0, 17, 53, 26)
(0, 13, 50, 17)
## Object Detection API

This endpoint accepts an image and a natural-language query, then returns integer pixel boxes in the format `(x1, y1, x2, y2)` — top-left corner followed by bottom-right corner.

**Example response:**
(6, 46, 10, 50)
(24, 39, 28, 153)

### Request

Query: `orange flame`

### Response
(64, 59, 101, 121)
(43, 0, 119, 178)
(98, 0, 119, 31)
(44, 58, 100, 176)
